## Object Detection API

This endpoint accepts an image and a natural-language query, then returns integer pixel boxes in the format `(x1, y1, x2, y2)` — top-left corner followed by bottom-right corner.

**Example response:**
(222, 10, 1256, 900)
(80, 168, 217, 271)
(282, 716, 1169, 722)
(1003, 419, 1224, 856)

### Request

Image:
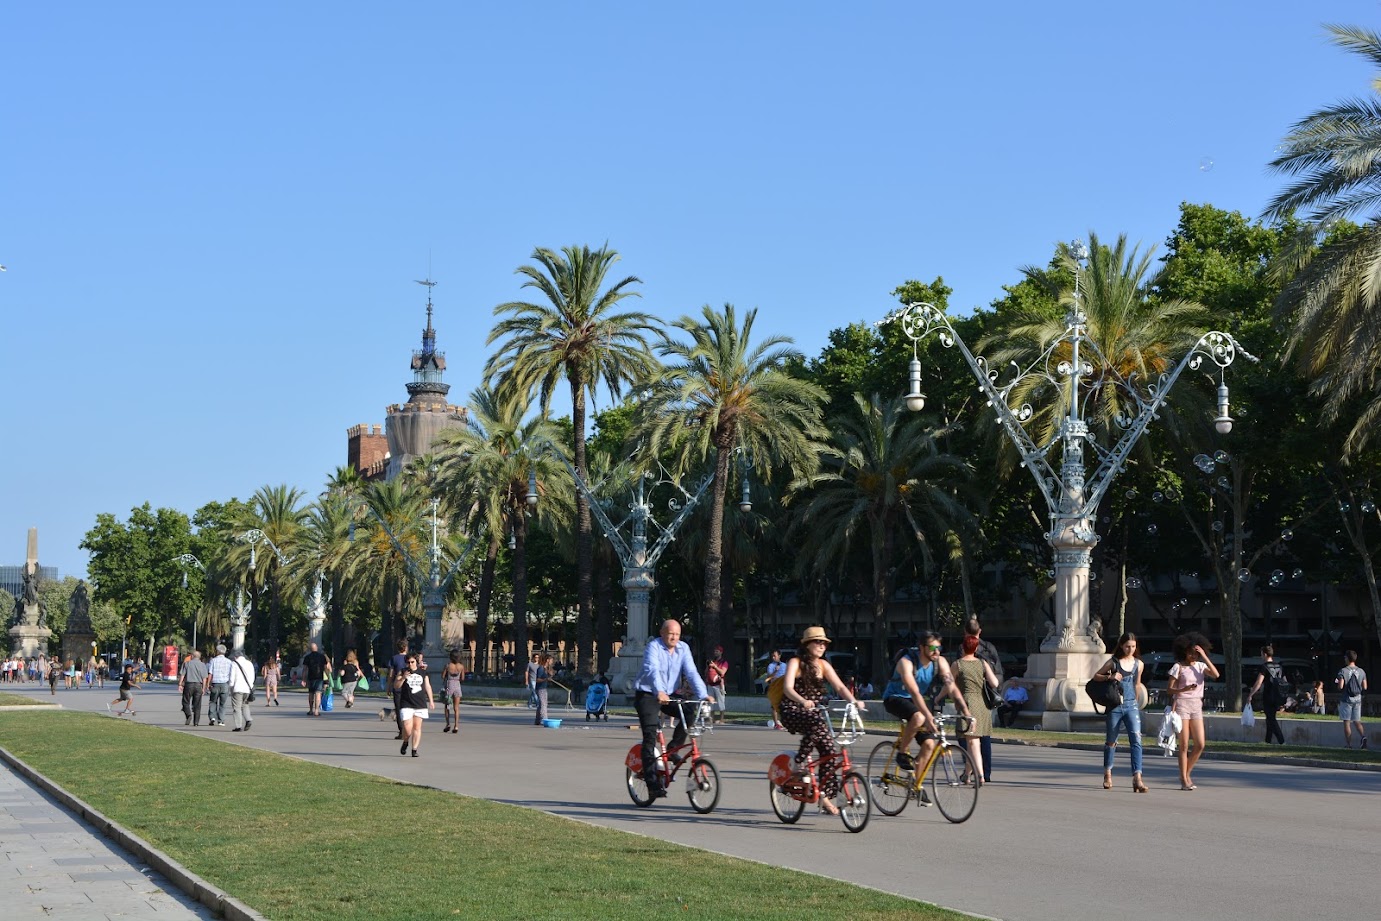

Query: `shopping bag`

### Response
(321, 687, 335, 712)
(357, 676, 369, 692)
(1157, 707, 1180, 755)
(1241, 702, 1255, 727)
(331, 674, 343, 692)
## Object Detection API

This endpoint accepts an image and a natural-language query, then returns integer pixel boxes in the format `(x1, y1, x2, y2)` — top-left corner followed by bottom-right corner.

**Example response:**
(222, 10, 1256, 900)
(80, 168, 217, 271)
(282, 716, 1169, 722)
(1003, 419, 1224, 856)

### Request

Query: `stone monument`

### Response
(9, 528, 53, 657)
(61, 580, 96, 666)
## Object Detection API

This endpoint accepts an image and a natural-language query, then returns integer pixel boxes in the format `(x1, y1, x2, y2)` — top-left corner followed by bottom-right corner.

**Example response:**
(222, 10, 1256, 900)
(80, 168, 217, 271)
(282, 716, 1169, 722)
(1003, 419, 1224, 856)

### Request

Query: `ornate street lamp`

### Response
(879, 242, 1257, 728)
(172, 553, 205, 651)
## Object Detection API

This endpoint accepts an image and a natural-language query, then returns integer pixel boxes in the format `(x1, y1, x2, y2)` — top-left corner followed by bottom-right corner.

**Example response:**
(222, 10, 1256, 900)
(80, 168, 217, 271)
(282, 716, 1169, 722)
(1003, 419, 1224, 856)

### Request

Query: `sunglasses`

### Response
(926, 644, 942, 651)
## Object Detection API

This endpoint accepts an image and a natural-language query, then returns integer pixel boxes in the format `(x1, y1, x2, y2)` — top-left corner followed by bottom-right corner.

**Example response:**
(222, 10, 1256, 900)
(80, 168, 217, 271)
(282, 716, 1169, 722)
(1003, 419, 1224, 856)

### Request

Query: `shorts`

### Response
(884, 696, 933, 734)
(118, 689, 132, 701)
(400, 707, 430, 721)
(307, 679, 324, 693)
(1173, 697, 1204, 721)
(1339, 698, 1362, 722)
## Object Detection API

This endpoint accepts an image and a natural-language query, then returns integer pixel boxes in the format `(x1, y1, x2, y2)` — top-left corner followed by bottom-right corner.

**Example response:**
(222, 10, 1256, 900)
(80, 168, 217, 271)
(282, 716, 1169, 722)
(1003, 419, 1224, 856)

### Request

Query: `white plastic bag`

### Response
(1241, 702, 1256, 727)
(1157, 707, 1181, 755)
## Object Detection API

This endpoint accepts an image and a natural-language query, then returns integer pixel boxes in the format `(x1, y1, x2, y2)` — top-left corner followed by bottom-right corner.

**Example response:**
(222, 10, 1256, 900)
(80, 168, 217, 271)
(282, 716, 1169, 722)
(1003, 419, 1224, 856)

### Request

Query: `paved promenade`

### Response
(5, 683, 1380, 921)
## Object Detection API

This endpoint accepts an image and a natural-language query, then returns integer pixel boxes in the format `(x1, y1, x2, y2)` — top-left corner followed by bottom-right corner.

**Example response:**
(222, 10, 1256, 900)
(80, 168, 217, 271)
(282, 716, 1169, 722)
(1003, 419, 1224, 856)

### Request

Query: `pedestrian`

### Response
(525, 653, 540, 709)
(1307, 680, 1326, 715)
(705, 645, 729, 725)
(1244, 644, 1287, 745)
(96, 657, 107, 689)
(963, 618, 1003, 781)
(388, 639, 411, 740)
(632, 619, 711, 799)
(340, 650, 362, 709)
(1168, 632, 1220, 790)
(778, 626, 865, 814)
(1336, 650, 1369, 749)
(262, 654, 282, 707)
(953, 634, 999, 786)
(1091, 632, 1149, 793)
(207, 644, 232, 726)
(764, 649, 788, 729)
(441, 650, 464, 733)
(229, 649, 256, 732)
(107, 665, 140, 716)
(47, 659, 59, 695)
(532, 653, 551, 726)
(301, 643, 330, 716)
(392, 653, 433, 757)
(178, 649, 208, 726)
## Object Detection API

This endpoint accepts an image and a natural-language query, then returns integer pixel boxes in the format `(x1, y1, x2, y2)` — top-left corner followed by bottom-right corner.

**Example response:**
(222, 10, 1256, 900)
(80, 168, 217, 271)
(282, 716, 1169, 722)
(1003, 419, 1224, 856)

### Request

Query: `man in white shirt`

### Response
(228, 649, 256, 732)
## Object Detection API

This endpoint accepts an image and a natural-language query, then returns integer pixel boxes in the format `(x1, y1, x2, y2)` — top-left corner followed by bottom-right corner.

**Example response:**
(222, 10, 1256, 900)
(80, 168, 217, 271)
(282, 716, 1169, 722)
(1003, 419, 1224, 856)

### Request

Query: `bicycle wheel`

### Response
(768, 780, 805, 824)
(626, 768, 655, 808)
(928, 744, 979, 824)
(835, 770, 871, 833)
(866, 740, 912, 817)
(686, 758, 721, 814)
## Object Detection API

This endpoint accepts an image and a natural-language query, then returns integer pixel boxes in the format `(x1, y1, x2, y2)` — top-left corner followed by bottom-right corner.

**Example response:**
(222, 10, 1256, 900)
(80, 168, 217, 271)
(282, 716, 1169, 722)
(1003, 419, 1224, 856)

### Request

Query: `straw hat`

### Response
(799, 626, 832, 646)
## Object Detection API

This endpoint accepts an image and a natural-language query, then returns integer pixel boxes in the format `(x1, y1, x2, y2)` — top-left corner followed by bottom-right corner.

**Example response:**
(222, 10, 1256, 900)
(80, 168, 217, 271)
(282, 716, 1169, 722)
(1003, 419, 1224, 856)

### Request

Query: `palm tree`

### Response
(224, 485, 309, 658)
(980, 234, 1209, 468)
(485, 244, 659, 677)
(1266, 24, 1381, 457)
(349, 477, 429, 664)
(304, 488, 359, 666)
(637, 303, 826, 652)
(433, 385, 569, 678)
(789, 393, 974, 684)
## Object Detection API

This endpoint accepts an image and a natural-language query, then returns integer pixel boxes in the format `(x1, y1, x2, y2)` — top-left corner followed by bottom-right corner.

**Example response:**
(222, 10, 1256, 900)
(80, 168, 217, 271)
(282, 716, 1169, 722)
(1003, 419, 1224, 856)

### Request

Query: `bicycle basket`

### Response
(832, 704, 866, 746)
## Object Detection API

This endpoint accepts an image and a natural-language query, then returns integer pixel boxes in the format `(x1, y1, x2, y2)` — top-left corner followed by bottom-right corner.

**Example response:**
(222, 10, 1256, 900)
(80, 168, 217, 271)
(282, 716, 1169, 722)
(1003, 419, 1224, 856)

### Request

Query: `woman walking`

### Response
(953, 635, 999, 786)
(1091, 632, 1148, 793)
(339, 650, 362, 709)
(1168, 633, 1219, 790)
(393, 653, 433, 757)
(532, 653, 551, 726)
(262, 655, 282, 707)
(442, 651, 465, 733)
(778, 626, 865, 815)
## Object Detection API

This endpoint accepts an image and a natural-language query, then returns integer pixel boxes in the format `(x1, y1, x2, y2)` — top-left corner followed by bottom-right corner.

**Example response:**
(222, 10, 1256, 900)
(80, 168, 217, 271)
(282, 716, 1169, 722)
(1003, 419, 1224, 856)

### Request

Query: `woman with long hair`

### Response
(340, 650, 362, 709)
(1169, 632, 1219, 790)
(778, 626, 864, 815)
(1091, 632, 1148, 792)
(392, 652, 434, 757)
(442, 650, 465, 733)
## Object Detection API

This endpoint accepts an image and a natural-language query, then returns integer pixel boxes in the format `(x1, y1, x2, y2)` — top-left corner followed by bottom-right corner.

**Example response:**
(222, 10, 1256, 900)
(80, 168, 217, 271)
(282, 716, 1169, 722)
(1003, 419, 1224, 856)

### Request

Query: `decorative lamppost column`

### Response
(236, 529, 291, 654)
(307, 573, 330, 650)
(172, 554, 205, 652)
(881, 241, 1256, 729)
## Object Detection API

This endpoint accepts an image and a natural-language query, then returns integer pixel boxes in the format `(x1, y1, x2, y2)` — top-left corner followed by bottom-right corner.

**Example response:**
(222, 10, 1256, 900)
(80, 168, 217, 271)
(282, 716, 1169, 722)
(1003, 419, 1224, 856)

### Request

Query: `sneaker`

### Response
(918, 789, 932, 807)
(411, 751, 419, 758)
(649, 785, 668, 799)
(1363, 737, 1370, 750)
(400, 740, 409, 755)
(669, 752, 687, 767)
(245, 721, 251, 732)
(895, 751, 916, 771)
(185, 716, 191, 726)
(232, 727, 243, 732)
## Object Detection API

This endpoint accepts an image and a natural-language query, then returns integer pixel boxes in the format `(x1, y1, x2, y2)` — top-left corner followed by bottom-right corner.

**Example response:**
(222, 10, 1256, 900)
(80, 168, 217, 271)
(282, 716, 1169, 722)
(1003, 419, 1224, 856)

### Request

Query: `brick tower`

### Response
(383, 279, 467, 479)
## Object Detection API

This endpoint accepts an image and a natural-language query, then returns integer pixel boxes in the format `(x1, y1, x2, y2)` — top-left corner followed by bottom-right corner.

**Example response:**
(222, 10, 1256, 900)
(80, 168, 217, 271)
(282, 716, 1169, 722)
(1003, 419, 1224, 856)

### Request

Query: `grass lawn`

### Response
(0, 691, 57, 706)
(0, 710, 971, 921)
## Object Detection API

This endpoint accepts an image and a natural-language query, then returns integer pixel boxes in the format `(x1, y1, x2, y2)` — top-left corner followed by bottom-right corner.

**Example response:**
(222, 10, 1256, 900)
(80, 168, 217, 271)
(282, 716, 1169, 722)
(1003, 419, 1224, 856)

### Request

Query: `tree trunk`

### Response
(476, 535, 499, 675)
(699, 446, 734, 649)
(512, 511, 530, 676)
(595, 552, 614, 672)
(719, 552, 734, 662)
(571, 381, 595, 677)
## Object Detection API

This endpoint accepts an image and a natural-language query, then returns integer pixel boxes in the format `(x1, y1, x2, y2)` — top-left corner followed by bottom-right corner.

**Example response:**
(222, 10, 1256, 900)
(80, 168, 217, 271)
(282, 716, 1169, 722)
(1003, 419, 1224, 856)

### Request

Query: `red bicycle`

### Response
(767, 701, 871, 833)
(624, 698, 721, 813)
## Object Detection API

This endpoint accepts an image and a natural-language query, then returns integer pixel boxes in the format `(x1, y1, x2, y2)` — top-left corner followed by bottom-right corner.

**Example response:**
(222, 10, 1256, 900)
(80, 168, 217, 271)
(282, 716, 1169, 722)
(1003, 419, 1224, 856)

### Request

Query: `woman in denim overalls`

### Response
(1091, 632, 1148, 793)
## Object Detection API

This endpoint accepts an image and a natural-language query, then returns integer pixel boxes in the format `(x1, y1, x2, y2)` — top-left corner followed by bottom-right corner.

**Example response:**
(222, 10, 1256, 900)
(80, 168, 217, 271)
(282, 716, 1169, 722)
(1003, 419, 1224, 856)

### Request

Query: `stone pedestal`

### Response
(608, 578, 654, 699)
(1021, 650, 1107, 731)
(9, 624, 52, 659)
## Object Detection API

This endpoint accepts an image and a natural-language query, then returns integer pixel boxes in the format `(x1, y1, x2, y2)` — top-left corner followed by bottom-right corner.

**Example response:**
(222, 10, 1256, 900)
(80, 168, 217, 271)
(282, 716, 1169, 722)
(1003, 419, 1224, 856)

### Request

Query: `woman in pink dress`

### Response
(1168, 633, 1220, 790)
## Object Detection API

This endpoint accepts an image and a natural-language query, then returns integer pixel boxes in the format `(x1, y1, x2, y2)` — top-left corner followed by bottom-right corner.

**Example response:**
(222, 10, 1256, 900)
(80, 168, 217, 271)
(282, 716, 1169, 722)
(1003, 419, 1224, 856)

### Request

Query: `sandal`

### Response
(1103, 773, 1112, 790)
(820, 799, 840, 816)
(1133, 776, 1149, 793)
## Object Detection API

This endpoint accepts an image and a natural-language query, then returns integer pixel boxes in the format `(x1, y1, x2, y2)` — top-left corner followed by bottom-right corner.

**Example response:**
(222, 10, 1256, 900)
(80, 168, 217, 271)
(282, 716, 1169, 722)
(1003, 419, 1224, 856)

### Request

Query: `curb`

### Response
(0, 746, 269, 921)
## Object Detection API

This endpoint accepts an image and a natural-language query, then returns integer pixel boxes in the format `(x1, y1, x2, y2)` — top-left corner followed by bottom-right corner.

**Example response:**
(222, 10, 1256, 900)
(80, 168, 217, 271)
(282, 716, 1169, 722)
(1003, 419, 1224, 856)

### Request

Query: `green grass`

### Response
(0, 711, 971, 921)
(0, 691, 56, 706)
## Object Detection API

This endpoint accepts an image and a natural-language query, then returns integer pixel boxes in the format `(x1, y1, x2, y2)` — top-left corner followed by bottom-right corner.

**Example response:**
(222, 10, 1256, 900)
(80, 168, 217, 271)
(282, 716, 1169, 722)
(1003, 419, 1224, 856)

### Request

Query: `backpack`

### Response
(1343, 668, 1364, 697)
(1264, 662, 1290, 704)
(765, 674, 787, 709)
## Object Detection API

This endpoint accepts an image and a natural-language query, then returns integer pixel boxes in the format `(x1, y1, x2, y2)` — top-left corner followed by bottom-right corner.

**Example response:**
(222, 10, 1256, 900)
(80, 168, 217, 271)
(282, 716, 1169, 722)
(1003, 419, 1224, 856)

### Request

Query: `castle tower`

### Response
(384, 280, 467, 480)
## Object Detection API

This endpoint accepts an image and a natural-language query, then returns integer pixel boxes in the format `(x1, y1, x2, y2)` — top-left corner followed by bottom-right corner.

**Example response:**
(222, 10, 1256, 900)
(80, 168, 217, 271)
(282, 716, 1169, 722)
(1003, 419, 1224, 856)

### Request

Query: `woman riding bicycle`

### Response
(882, 631, 970, 771)
(779, 626, 864, 816)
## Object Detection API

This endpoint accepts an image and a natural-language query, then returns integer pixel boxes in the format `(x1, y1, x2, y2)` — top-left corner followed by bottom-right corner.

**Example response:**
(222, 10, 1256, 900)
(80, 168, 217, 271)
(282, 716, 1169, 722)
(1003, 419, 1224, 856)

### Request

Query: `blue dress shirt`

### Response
(634, 639, 709, 699)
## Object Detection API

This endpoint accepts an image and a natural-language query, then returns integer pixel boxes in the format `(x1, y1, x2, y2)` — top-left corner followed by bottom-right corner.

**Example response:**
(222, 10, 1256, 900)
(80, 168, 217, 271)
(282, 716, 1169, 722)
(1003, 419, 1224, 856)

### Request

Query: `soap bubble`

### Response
(1362, 500, 1376, 514)
(1193, 454, 1216, 473)
(1237, 568, 1251, 582)
(1270, 569, 1285, 586)
(1146, 524, 1158, 535)
(1292, 568, 1304, 580)
(1125, 488, 1138, 500)
(1217, 476, 1231, 490)
(1126, 577, 1143, 589)
(1281, 528, 1294, 542)
(1214, 450, 1229, 463)
(1212, 520, 1224, 532)
(1339, 501, 1351, 513)
(1152, 491, 1165, 503)
(1199, 156, 1215, 172)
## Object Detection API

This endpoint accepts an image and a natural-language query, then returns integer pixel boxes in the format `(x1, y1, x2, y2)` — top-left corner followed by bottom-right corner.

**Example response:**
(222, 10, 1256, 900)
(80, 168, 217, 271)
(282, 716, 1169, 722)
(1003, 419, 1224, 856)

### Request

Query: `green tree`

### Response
(486, 244, 659, 677)
(1266, 24, 1381, 457)
(637, 303, 826, 652)
(224, 485, 310, 658)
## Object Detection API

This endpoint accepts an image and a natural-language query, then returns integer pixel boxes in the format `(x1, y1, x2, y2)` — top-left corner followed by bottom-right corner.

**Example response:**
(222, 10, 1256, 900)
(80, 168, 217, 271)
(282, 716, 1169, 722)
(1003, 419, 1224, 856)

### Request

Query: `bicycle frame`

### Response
(624, 698, 709, 786)
(767, 702, 866, 803)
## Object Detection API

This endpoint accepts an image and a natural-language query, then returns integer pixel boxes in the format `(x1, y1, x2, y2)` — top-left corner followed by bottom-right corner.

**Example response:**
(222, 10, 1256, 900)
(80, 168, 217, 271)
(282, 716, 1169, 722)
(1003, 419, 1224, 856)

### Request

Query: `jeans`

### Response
(208, 683, 229, 724)
(1104, 703, 1143, 774)
(231, 691, 252, 729)
(979, 735, 993, 781)
(181, 685, 204, 724)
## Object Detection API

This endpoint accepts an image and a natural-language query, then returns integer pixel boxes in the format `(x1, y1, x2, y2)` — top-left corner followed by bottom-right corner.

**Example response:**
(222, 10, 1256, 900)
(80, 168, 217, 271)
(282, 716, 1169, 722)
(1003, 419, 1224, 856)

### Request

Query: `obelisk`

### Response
(9, 528, 53, 657)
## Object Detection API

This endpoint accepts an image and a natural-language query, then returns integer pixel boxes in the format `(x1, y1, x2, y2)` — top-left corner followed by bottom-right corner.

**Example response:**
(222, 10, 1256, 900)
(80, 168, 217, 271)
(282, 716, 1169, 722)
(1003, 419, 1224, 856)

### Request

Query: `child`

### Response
(107, 666, 141, 716)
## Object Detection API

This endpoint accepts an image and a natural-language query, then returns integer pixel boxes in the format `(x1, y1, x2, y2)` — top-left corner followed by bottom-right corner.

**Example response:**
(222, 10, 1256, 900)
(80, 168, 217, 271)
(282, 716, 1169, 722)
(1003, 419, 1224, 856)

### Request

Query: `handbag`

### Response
(982, 681, 1001, 710)
(1085, 675, 1123, 712)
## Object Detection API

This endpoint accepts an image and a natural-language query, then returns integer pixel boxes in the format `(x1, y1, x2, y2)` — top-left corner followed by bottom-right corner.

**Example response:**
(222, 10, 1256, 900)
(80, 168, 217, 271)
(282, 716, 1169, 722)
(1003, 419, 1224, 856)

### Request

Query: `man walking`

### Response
(388, 639, 410, 738)
(207, 644, 232, 727)
(302, 642, 330, 716)
(1337, 650, 1369, 749)
(964, 618, 1003, 781)
(178, 650, 208, 726)
(1245, 645, 1287, 744)
(633, 619, 709, 799)
(229, 649, 256, 732)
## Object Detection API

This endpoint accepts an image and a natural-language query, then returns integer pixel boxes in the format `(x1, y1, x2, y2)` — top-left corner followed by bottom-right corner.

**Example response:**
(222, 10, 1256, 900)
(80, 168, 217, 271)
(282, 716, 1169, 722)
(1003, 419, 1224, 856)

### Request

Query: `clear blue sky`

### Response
(2, 1, 1376, 579)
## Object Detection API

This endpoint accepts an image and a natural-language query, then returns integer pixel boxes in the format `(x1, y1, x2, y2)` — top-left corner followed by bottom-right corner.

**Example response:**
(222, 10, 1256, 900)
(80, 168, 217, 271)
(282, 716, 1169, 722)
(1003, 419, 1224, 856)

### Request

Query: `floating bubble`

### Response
(1340, 501, 1351, 513)
(1193, 454, 1216, 473)
(1125, 488, 1138, 500)
(1126, 577, 1143, 590)
(1214, 450, 1229, 463)
(1363, 500, 1376, 514)
(1281, 528, 1294, 542)
(1292, 568, 1305, 580)
(1101, 515, 1111, 524)
(1199, 156, 1215, 172)
(1237, 568, 1251, 582)
(1152, 491, 1165, 503)
(1217, 476, 1231, 490)
(1146, 524, 1158, 535)
(1270, 569, 1285, 586)
(1212, 520, 1224, 532)
(1180, 597, 1189, 607)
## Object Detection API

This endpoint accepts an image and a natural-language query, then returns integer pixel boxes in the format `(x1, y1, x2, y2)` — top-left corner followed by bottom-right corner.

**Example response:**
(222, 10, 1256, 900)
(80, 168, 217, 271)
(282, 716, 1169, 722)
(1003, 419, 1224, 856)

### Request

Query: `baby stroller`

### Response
(585, 678, 610, 722)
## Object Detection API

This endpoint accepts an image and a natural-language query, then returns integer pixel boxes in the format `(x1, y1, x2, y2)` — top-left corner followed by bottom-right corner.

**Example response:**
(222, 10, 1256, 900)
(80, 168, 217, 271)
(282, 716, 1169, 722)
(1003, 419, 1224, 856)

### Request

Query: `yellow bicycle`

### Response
(865, 713, 979, 823)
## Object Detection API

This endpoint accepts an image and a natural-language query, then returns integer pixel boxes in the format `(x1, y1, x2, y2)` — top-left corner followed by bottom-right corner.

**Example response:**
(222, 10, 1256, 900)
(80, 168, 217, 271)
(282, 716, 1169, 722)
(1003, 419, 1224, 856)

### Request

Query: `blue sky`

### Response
(3, 1, 1378, 579)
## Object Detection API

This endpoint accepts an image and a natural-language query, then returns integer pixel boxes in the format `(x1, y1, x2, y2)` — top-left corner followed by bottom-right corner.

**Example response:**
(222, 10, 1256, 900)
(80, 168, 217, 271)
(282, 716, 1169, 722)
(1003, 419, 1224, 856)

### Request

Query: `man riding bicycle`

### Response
(633, 619, 710, 799)
(882, 631, 971, 771)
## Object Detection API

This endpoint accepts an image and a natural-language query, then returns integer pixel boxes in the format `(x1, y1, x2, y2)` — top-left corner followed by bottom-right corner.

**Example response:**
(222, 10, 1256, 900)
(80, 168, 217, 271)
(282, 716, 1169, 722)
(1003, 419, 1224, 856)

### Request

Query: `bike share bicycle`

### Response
(767, 701, 872, 833)
(624, 698, 721, 813)
(866, 713, 979, 823)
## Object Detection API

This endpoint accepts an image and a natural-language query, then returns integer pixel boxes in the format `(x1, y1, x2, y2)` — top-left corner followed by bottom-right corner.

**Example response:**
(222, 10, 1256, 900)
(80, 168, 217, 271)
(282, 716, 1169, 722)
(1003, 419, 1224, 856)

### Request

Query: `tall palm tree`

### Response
(349, 477, 429, 662)
(304, 488, 359, 665)
(224, 485, 310, 658)
(485, 244, 659, 677)
(789, 392, 974, 684)
(1267, 24, 1381, 457)
(433, 385, 569, 678)
(637, 303, 826, 652)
